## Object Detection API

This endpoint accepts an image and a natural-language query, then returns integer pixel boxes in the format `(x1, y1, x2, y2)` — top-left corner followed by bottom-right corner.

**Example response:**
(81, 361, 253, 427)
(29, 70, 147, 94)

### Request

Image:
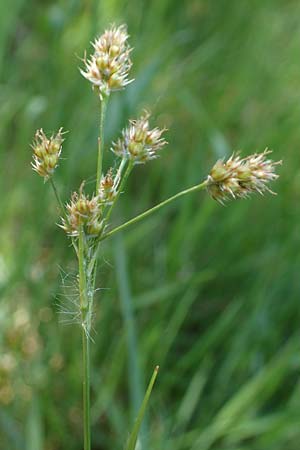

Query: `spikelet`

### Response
(80, 24, 133, 99)
(60, 185, 102, 237)
(98, 169, 117, 205)
(206, 149, 281, 203)
(31, 128, 64, 180)
(111, 112, 167, 164)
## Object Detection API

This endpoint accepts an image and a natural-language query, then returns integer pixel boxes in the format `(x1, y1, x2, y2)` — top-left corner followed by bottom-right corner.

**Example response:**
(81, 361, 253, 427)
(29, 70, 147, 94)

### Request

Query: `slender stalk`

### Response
(105, 159, 133, 224)
(78, 227, 91, 450)
(96, 97, 108, 190)
(82, 327, 91, 450)
(50, 177, 65, 217)
(79, 229, 88, 311)
(114, 157, 127, 189)
(100, 180, 208, 242)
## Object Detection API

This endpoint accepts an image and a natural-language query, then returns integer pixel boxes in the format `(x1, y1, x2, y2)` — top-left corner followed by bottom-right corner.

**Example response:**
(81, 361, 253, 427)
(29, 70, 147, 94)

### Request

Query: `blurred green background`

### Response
(1, 0, 300, 449)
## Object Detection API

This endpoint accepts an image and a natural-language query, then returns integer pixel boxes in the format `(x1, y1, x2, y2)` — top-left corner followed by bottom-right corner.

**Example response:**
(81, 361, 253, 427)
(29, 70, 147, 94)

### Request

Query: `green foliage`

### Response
(1, 0, 299, 449)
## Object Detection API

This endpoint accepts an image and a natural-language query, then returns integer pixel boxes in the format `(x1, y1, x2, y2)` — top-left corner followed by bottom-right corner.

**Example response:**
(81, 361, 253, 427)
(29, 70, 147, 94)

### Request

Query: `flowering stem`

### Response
(78, 227, 91, 450)
(100, 180, 208, 242)
(96, 96, 108, 190)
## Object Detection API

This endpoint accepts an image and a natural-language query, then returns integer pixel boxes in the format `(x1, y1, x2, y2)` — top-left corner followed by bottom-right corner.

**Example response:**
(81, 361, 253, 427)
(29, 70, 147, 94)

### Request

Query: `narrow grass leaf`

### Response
(125, 365, 159, 450)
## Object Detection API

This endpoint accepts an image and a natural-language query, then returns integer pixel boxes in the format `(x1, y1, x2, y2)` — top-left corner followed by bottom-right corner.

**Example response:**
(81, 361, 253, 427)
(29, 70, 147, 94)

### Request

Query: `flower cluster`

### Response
(98, 169, 117, 205)
(60, 188, 103, 237)
(80, 24, 132, 99)
(206, 149, 281, 203)
(111, 113, 167, 164)
(31, 128, 64, 180)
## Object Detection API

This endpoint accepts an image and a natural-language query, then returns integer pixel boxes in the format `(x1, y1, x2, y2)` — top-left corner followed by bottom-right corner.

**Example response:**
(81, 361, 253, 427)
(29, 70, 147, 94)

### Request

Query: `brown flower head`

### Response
(31, 128, 64, 180)
(60, 186, 102, 237)
(207, 149, 281, 203)
(111, 112, 167, 164)
(80, 24, 133, 99)
(98, 169, 117, 205)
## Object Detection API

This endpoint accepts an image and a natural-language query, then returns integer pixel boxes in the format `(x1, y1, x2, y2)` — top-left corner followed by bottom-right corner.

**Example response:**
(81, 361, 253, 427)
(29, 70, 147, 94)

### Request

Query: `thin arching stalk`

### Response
(100, 180, 209, 242)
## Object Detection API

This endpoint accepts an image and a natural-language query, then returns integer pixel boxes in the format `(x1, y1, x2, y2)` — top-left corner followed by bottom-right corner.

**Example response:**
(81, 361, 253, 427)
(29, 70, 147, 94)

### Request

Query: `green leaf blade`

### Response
(125, 365, 159, 450)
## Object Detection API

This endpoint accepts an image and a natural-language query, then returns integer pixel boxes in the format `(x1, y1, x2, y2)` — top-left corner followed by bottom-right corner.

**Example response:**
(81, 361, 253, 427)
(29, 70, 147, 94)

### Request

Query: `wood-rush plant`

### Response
(31, 24, 281, 450)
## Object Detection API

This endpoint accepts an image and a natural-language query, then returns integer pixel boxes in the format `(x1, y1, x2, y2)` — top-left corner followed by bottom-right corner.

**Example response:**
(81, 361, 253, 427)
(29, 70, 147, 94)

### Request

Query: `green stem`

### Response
(78, 227, 91, 450)
(105, 159, 133, 224)
(100, 180, 208, 242)
(50, 177, 65, 217)
(82, 327, 91, 450)
(96, 97, 108, 190)
(79, 229, 88, 311)
(115, 157, 127, 189)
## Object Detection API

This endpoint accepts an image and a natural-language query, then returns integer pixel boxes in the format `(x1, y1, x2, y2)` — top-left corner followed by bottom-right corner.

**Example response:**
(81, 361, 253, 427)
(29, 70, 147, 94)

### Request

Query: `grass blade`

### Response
(125, 365, 159, 450)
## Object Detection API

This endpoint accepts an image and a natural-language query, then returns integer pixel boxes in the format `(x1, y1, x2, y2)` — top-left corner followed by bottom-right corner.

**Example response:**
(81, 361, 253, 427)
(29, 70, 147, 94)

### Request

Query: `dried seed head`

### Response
(206, 149, 281, 203)
(31, 128, 64, 180)
(98, 168, 117, 205)
(111, 112, 167, 164)
(60, 186, 102, 237)
(80, 24, 133, 99)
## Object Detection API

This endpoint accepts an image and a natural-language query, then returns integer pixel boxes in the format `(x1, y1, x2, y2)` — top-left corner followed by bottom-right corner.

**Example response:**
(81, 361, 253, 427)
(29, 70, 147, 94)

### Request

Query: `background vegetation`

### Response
(1, 0, 300, 449)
